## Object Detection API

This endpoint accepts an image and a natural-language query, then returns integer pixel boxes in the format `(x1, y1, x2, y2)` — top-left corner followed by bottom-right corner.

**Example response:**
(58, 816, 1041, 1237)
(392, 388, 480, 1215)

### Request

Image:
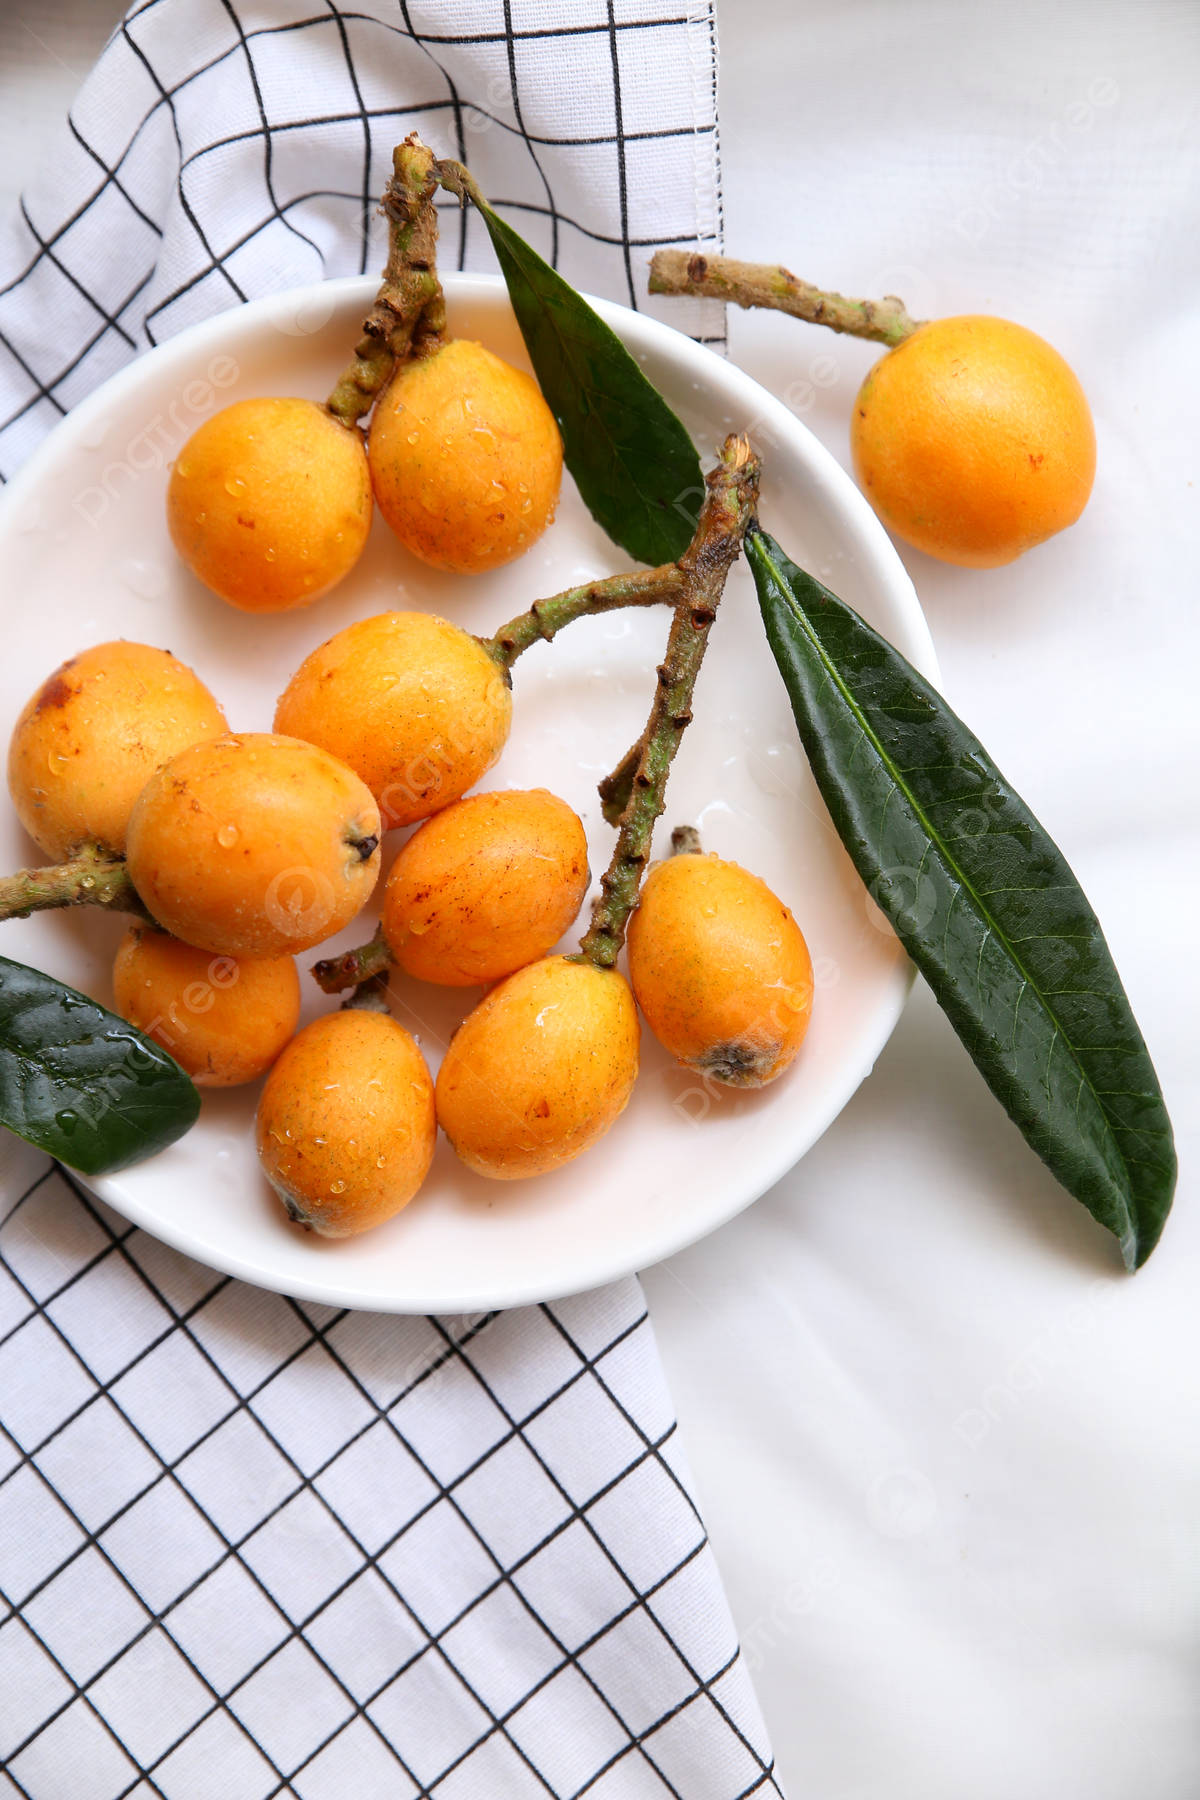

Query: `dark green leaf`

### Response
(747, 529, 1176, 1269)
(0, 955, 200, 1175)
(474, 200, 703, 564)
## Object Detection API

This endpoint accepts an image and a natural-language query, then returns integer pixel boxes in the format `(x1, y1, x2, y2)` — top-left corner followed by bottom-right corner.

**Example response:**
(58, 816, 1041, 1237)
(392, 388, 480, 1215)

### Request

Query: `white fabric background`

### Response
(3, 2, 1198, 1797)
(644, 5, 1200, 1797)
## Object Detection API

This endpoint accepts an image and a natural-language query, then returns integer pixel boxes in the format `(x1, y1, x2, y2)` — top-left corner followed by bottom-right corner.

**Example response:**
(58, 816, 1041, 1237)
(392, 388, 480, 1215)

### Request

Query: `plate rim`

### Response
(1, 272, 938, 1314)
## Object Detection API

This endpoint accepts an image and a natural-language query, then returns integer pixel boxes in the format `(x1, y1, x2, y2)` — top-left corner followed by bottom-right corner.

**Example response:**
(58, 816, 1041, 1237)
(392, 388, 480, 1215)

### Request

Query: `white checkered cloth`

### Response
(0, 5, 780, 1798)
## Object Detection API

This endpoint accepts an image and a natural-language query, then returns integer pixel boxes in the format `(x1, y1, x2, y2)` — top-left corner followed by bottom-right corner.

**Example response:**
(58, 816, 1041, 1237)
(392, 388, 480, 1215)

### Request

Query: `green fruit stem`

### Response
(0, 842, 148, 923)
(577, 433, 761, 971)
(312, 924, 390, 997)
(325, 136, 446, 430)
(484, 566, 683, 671)
(648, 249, 921, 347)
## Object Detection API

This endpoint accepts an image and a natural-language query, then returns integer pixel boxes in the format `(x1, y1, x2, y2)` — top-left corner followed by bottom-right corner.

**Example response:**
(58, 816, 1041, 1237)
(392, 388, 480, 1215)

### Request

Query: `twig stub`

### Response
(649, 248, 921, 348)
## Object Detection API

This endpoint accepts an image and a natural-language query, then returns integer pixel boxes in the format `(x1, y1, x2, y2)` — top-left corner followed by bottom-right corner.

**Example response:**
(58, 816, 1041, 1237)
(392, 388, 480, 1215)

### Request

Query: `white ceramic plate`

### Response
(0, 275, 937, 1314)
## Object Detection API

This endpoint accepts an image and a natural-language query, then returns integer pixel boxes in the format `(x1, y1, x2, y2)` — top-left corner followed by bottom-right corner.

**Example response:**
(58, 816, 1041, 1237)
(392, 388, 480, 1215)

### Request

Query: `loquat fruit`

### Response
(627, 838, 813, 1087)
(381, 788, 590, 986)
(367, 339, 562, 573)
(435, 954, 639, 1179)
(274, 611, 512, 829)
(256, 1007, 435, 1236)
(125, 732, 381, 957)
(112, 925, 300, 1087)
(167, 396, 372, 610)
(850, 315, 1096, 568)
(7, 641, 227, 861)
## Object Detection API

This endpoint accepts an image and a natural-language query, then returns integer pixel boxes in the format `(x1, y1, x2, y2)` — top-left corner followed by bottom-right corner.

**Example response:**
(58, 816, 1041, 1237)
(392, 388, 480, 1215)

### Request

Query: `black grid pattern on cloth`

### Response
(0, 0, 725, 480)
(0, 1147, 782, 1798)
(0, 5, 771, 1792)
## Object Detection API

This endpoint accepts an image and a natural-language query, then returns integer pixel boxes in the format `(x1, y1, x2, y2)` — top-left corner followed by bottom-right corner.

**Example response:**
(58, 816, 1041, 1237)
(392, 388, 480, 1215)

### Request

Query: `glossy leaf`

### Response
(474, 199, 703, 564)
(0, 955, 200, 1175)
(747, 529, 1176, 1269)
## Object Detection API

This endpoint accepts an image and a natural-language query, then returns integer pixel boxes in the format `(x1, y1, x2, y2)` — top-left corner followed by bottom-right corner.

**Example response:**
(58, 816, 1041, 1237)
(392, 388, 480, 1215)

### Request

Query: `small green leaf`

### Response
(747, 529, 1176, 1269)
(473, 200, 703, 564)
(0, 955, 200, 1175)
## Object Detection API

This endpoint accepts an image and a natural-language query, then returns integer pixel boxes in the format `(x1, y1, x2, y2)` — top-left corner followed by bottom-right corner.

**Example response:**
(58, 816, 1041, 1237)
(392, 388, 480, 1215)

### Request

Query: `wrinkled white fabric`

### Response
(647, 5, 1200, 1796)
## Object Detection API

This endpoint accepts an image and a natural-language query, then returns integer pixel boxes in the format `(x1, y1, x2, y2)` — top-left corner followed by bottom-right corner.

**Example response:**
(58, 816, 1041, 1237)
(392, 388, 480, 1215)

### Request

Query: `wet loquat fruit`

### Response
(850, 315, 1096, 568)
(7, 641, 227, 861)
(435, 955, 639, 1180)
(112, 925, 300, 1087)
(381, 788, 590, 986)
(125, 732, 381, 958)
(166, 396, 372, 611)
(367, 339, 562, 573)
(256, 1007, 435, 1236)
(274, 611, 512, 829)
(627, 842, 813, 1087)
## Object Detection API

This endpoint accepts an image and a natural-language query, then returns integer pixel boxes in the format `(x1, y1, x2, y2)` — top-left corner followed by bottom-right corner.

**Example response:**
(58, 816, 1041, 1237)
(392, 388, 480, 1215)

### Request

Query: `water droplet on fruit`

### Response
(520, 498, 532, 514)
(330, 1179, 347, 1195)
(264, 546, 277, 562)
(196, 510, 207, 523)
(216, 823, 239, 848)
(224, 476, 246, 498)
(175, 458, 192, 479)
(407, 430, 420, 444)
(47, 750, 70, 775)
(376, 1155, 386, 1169)
(79, 875, 96, 891)
(313, 1135, 327, 1146)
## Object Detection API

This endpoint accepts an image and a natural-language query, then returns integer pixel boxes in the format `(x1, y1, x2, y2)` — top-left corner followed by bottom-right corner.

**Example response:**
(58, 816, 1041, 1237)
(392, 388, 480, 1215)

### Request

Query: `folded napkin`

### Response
(0, 5, 779, 1795)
